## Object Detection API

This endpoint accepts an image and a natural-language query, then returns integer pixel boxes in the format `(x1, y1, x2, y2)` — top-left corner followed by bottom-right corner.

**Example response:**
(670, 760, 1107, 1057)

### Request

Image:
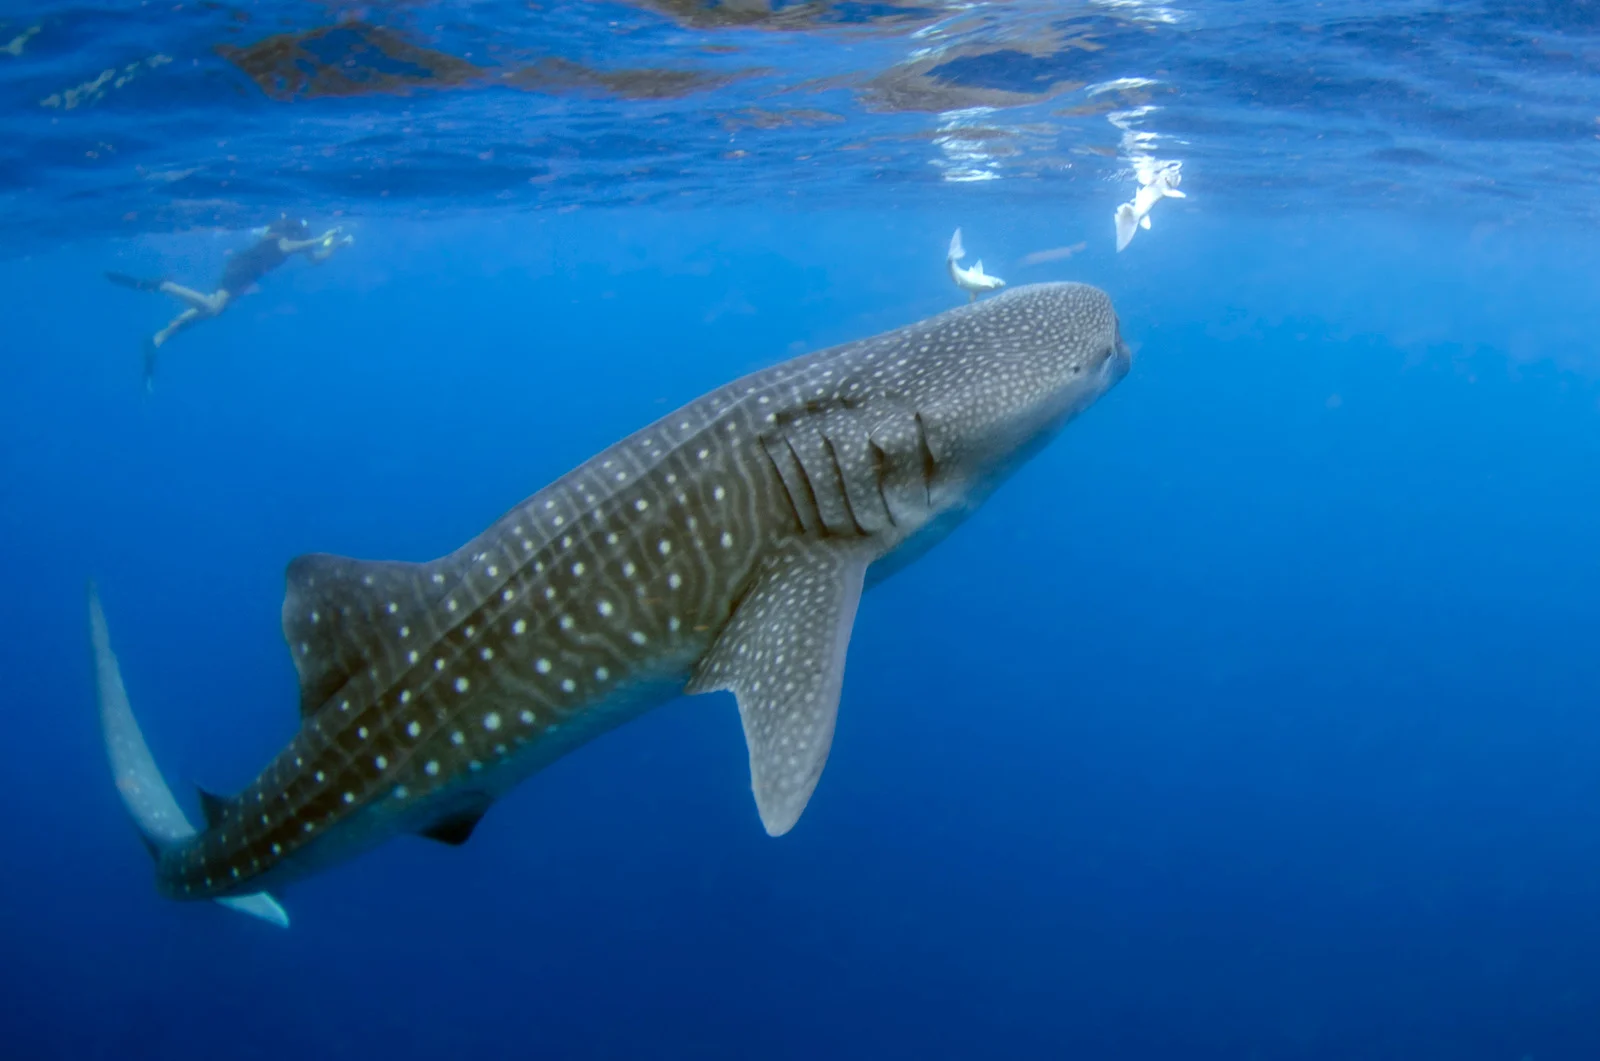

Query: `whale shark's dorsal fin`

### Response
(686, 540, 871, 836)
(282, 553, 453, 717)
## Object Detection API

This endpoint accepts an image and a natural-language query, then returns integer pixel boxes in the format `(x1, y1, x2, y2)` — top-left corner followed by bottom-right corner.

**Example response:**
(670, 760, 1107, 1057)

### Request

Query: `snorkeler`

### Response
(106, 215, 354, 390)
(1114, 161, 1185, 253)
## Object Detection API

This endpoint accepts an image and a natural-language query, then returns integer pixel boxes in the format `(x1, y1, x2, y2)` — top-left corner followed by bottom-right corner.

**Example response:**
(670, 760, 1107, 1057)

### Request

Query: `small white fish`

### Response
(1114, 164, 1186, 252)
(947, 228, 1006, 302)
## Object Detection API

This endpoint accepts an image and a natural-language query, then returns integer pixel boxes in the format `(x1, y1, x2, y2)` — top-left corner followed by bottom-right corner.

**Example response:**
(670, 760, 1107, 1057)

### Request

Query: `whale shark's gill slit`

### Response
(758, 441, 806, 534)
(913, 412, 937, 503)
(780, 434, 824, 535)
(868, 440, 896, 528)
(821, 435, 867, 538)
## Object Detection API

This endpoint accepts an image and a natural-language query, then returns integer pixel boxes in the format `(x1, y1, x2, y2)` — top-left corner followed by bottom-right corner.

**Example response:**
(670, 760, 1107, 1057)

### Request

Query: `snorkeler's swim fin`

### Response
(105, 271, 165, 293)
(1114, 204, 1139, 252)
(141, 339, 158, 393)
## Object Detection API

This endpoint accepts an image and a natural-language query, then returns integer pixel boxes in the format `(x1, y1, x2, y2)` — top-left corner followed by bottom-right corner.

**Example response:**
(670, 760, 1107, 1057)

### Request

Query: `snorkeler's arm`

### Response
(306, 231, 354, 263)
(277, 228, 343, 254)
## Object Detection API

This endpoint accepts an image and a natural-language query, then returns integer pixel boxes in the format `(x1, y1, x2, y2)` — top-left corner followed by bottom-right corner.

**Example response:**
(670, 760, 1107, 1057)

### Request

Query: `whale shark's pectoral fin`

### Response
(1140, 215, 1151, 230)
(687, 541, 870, 836)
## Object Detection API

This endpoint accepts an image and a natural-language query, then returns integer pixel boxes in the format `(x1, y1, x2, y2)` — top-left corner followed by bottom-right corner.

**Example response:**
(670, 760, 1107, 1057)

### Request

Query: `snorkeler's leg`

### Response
(144, 308, 200, 392)
(142, 292, 230, 392)
(151, 308, 201, 348)
(158, 283, 229, 315)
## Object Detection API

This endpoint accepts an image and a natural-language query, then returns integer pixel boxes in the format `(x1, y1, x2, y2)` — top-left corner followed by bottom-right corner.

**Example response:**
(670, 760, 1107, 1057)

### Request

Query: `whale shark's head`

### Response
(905, 281, 1131, 498)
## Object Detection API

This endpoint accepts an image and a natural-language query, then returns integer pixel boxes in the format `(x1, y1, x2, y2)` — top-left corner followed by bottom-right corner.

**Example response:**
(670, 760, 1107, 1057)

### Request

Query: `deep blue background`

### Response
(3, 206, 1600, 1058)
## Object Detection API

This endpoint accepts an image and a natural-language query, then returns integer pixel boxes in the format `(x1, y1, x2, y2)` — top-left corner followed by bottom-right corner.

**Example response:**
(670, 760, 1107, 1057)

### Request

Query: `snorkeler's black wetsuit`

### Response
(217, 236, 292, 295)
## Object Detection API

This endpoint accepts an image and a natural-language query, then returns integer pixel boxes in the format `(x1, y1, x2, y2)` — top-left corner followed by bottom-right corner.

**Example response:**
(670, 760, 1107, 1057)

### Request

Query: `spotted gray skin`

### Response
(97, 281, 1131, 909)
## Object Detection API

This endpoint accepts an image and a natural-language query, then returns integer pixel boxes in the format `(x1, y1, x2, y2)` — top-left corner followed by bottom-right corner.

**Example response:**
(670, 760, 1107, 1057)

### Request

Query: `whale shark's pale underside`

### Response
(91, 282, 1132, 926)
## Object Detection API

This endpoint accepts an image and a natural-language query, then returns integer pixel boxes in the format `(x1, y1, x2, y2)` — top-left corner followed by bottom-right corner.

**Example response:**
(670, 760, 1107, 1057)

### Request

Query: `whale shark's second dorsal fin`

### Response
(282, 553, 454, 718)
(196, 786, 229, 829)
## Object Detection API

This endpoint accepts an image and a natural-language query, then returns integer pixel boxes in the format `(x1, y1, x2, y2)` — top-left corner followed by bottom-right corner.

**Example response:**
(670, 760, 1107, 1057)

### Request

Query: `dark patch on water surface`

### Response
(619, 0, 946, 31)
(717, 107, 846, 132)
(217, 23, 481, 100)
(502, 57, 767, 100)
(220, 23, 759, 103)
(857, 14, 1158, 115)
(864, 53, 1083, 113)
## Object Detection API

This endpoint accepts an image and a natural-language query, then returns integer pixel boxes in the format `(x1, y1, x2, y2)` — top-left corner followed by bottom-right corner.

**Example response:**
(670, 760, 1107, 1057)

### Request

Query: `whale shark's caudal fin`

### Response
(88, 583, 289, 928)
(948, 227, 965, 261)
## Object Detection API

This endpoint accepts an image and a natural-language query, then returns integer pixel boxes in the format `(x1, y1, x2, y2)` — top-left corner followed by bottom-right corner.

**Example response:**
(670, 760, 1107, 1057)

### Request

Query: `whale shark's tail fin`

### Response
(88, 584, 289, 928)
(948, 227, 965, 262)
(1114, 204, 1139, 252)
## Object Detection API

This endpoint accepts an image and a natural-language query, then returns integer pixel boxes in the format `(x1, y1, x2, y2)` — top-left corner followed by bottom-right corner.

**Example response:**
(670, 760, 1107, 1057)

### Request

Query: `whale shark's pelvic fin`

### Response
(88, 583, 290, 928)
(419, 805, 490, 847)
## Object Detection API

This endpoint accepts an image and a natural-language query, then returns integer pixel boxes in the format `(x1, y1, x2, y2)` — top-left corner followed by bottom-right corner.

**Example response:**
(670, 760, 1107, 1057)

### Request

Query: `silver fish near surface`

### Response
(90, 282, 1133, 926)
(946, 227, 1006, 301)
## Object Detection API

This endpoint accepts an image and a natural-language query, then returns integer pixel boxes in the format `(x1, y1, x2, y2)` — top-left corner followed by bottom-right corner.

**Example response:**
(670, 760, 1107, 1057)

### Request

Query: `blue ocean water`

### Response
(4, 1, 1600, 1058)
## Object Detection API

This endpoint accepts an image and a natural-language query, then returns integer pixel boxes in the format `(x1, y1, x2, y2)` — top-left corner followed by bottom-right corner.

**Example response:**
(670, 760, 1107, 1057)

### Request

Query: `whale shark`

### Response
(90, 282, 1132, 925)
